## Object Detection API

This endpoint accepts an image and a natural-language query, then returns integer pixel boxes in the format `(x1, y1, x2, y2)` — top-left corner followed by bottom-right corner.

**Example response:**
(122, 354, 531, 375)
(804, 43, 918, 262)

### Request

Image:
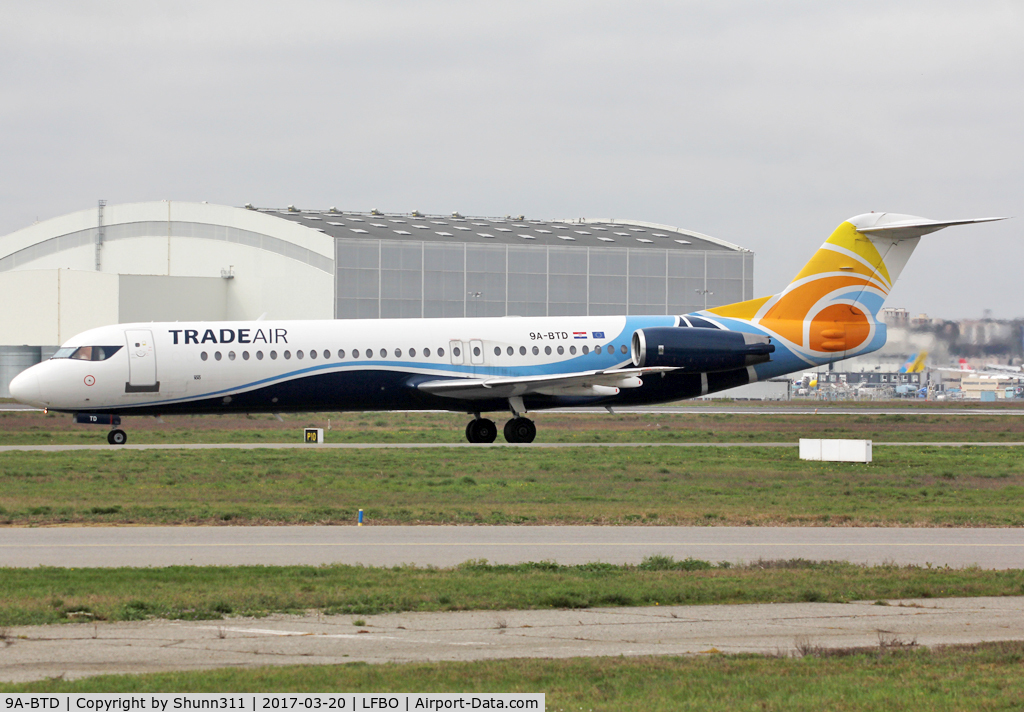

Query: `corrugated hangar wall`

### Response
(0, 201, 754, 396)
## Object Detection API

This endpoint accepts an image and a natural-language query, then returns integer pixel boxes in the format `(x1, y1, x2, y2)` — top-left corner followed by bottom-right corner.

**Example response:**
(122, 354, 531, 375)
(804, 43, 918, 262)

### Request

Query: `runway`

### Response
(3, 526, 1022, 569)
(2, 597, 1022, 683)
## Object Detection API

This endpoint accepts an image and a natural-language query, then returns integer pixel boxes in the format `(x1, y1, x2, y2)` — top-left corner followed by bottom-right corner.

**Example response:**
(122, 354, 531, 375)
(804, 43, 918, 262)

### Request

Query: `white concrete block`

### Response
(799, 438, 871, 463)
(798, 439, 821, 460)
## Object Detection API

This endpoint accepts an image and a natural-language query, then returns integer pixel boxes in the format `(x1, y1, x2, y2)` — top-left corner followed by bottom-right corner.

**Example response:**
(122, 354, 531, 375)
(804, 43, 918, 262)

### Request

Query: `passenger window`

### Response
(621, 345, 628, 354)
(569, 345, 576, 355)
(201, 352, 208, 361)
(582, 345, 589, 354)
(544, 346, 551, 355)
(409, 348, 417, 357)
(284, 351, 291, 359)
(228, 351, 236, 361)
(506, 346, 513, 356)
(453, 346, 461, 357)
(338, 349, 346, 359)
(323, 350, 330, 359)
(257, 351, 264, 360)
(367, 349, 374, 358)
(437, 347, 444, 357)
(519, 346, 527, 355)
(557, 345, 564, 355)
(423, 347, 430, 357)
(243, 351, 250, 360)
(309, 350, 317, 360)
(595, 345, 603, 354)
(395, 348, 402, 357)
(381, 349, 388, 358)
(215, 352, 222, 361)
(270, 350, 278, 359)
(296, 350, 304, 359)
(494, 346, 501, 356)
(473, 346, 481, 357)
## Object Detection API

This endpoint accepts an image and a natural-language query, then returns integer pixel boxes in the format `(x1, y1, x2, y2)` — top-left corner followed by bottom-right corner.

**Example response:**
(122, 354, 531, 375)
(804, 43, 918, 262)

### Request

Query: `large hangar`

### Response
(0, 201, 753, 395)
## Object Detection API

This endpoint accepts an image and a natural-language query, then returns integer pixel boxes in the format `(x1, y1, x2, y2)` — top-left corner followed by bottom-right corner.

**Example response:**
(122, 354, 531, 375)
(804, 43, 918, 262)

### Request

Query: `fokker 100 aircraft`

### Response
(9, 212, 1004, 444)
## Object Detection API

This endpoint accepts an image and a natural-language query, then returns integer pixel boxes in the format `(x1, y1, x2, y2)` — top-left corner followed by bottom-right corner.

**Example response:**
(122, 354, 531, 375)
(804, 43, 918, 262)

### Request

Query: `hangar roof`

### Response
(258, 207, 748, 253)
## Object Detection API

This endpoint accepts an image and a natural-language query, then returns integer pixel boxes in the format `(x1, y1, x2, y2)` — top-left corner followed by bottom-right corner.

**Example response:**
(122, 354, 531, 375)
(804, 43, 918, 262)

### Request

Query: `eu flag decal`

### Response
(592, 331, 605, 339)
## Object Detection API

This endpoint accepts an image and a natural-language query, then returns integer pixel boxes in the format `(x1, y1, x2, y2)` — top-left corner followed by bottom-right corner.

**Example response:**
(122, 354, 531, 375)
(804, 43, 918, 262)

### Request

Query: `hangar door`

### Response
(125, 329, 159, 392)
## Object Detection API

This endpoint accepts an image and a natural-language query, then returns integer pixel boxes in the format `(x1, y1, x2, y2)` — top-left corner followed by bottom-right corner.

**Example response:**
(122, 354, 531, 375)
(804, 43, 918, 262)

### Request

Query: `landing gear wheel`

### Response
(107, 429, 127, 445)
(504, 417, 536, 444)
(465, 418, 497, 444)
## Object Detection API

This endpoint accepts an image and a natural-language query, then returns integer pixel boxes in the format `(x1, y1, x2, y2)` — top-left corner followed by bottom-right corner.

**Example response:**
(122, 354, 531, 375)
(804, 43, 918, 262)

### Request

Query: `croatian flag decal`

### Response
(592, 331, 605, 339)
(573, 331, 587, 339)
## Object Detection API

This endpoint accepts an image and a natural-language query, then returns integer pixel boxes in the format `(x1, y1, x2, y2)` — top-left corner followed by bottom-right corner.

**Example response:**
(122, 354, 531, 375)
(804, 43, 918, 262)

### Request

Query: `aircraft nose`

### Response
(8, 368, 42, 406)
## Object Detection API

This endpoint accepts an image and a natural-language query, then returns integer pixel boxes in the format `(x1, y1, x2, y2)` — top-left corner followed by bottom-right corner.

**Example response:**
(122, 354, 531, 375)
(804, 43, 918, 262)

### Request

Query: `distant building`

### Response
(881, 307, 909, 326)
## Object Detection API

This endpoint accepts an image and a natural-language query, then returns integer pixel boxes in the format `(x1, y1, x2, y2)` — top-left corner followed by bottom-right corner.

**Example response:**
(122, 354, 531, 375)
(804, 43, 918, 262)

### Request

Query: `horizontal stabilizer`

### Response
(854, 215, 1007, 240)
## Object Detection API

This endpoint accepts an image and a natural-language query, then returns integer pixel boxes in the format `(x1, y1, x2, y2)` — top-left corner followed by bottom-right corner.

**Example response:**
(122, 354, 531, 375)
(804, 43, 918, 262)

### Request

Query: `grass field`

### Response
(3, 407, 1024, 445)
(3, 642, 1024, 711)
(1, 444, 1022, 526)
(1, 558, 1021, 625)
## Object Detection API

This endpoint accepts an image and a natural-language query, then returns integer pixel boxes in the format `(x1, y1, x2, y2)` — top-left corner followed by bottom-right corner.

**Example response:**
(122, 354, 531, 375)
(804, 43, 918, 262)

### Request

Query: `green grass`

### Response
(4, 642, 1024, 710)
(1, 559, 1021, 626)
(4, 408, 1024, 445)
(1, 445, 1023, 526)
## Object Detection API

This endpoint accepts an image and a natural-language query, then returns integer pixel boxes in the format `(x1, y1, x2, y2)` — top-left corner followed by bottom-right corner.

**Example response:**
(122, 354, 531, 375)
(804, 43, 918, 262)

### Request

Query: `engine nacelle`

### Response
(631, 327, 774, 371)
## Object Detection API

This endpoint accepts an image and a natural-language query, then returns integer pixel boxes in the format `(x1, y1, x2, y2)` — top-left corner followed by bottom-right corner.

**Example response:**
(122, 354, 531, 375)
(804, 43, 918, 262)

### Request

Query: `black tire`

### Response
(466, 418, 497, 444)
(107, 429, 127, 445)
(508, 417, 536, 444)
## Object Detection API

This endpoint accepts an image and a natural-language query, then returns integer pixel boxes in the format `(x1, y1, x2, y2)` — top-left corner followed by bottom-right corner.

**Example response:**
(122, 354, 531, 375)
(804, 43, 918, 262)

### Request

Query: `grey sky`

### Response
(1, 1, 1021, 318)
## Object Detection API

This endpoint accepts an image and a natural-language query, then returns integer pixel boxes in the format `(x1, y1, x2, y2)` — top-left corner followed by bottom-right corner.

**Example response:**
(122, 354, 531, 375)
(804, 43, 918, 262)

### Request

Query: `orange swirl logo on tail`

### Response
(710, 221, 889, 354)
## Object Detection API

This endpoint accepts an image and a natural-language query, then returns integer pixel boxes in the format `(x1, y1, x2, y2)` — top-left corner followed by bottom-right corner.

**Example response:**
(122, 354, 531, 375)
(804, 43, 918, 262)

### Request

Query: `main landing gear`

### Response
(465, 417, 497, 444)
(464, 414, 536, 444)
(503, 416, 536, 444)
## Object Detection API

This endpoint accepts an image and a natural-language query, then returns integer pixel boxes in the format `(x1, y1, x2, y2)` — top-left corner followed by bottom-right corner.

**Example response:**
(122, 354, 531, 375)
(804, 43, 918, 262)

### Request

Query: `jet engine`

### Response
(631, 327, 774, 371)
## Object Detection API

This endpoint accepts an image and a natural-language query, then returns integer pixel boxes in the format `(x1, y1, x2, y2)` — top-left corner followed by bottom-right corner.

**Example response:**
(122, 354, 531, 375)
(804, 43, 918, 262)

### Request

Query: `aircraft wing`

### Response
(415, 366, 677, 400)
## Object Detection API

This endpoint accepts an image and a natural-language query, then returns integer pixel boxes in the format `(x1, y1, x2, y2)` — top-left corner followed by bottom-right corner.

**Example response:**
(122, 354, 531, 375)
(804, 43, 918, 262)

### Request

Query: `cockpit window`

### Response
(51, 345, 123, 361)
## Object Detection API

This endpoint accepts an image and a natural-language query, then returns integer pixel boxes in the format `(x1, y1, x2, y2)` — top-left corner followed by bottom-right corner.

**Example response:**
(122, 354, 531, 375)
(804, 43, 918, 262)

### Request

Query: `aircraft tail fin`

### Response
(708, 213, 1005, 359)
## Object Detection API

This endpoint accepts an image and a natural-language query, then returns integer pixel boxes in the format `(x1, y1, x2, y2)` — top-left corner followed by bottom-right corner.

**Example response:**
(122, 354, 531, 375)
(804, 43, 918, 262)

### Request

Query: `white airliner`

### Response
(9, 213, 1004, 444)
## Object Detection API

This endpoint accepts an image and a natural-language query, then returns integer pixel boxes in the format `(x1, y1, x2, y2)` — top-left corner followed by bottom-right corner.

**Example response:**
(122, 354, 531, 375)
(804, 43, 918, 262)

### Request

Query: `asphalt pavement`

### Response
(2, 597, 1022, 683)
(3, 526, 1022, 569)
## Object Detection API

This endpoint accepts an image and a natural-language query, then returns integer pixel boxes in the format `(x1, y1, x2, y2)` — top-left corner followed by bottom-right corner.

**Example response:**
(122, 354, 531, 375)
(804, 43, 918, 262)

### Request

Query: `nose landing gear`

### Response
(107, 429, 128, 445)
(503, 417, 536, 444)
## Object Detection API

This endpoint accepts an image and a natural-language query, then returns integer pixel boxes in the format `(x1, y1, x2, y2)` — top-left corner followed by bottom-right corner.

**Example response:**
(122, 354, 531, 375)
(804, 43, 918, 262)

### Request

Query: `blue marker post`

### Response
(358, 509, 364, 527)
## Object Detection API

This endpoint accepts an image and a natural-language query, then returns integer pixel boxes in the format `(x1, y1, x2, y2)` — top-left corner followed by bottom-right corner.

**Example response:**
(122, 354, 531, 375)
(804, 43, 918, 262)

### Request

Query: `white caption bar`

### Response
(2, 694, 544, 712)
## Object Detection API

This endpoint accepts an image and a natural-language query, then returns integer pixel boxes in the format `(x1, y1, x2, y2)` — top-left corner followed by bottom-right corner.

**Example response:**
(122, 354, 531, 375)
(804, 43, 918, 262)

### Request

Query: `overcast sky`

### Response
(1, 1, 1021, 318)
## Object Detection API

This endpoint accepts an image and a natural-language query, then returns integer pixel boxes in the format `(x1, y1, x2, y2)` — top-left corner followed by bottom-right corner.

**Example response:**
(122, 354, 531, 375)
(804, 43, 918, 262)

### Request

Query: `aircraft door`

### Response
(449, 340, 465, 365)
(125, 329, 159, 392)
(469, 339, 484, 365)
